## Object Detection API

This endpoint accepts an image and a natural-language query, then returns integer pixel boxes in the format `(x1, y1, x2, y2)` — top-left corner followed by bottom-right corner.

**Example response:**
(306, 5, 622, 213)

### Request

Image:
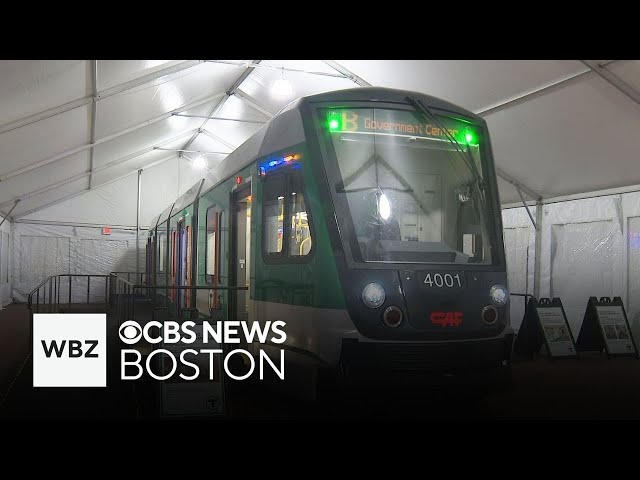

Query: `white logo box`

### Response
(33, 313, 107, 387)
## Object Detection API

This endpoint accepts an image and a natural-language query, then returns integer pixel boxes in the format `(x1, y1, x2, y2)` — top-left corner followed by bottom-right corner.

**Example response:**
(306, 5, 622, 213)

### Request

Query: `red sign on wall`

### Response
(102, 226, 112, 235)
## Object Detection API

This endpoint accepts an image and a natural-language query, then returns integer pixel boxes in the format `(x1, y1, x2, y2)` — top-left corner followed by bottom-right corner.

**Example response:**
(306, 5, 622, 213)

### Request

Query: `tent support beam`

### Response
(517, 188, 537, 230)
(205, 60, 348, 79)
(233, 90, 274, 118)
(581, 60, 640, 106)
(200, 129, 236, 150)
(0, 97, 92, 136)
(95, 61, 204, 100)
(322, 61, 371, 86)
(88, 60, 98, 189)
(477, 69, 591, 117)
(0, 92, 225, 183)
(0, 128, 198, 211)
(0, 200, 19, 228)
(155, 147, 230, 156)
(172, 113, 263, 123)
(182, 60, 262, 152)
(533, 201, 543, 298)
(495, 167, 542, 202)
(13, 154, 176, 220)
(476, 60, 618, 117)
(136, 169, 142, 275)
(15, 219, 146, 230)
(0, 60, 205, 136)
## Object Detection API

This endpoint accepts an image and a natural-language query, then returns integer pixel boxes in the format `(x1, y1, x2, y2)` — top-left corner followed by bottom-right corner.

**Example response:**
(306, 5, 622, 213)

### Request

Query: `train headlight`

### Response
(362, 283, 385, 308)
(489, 284, 509, 307)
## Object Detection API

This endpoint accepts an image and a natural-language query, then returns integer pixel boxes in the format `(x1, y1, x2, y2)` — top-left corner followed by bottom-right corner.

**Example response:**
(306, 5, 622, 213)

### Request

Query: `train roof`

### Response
(286, 86, 481, 121)
(176, 86, 483, 212)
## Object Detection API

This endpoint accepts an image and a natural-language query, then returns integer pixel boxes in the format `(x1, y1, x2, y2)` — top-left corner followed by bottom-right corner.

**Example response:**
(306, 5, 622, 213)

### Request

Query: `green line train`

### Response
(146, 87, 514, 395)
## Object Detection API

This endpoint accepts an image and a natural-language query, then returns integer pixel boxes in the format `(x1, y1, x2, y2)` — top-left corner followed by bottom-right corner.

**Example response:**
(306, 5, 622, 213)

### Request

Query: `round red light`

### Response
(482, 305, 498, 324)
(236, 176, 242, 185)
(383, 306, 403, 327)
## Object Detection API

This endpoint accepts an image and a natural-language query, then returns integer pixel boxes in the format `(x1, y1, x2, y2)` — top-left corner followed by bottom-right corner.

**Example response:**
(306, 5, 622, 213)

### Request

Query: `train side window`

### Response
(171, 231, 177, 279)
(262, 174, 285, 256)
(158, 232, 166, 272)
(218, 211, 223, 277)
(288, 174, 313, 257)
(205, 206, 218, 284)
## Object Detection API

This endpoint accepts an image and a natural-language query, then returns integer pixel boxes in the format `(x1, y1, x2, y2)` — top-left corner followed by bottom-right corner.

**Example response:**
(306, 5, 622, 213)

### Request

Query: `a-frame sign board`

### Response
(514, 297, 578, 360)
(576, 296, 638, 359)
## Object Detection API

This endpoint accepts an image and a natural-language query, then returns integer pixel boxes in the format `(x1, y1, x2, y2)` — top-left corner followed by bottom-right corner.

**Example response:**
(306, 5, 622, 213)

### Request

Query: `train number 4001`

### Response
(423, 273, 462, 288)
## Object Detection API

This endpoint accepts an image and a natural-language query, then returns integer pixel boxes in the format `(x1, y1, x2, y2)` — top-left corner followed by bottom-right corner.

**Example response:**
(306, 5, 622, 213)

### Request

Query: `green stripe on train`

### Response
(253, 144, 345, 310)
(193, 143, 346, 311)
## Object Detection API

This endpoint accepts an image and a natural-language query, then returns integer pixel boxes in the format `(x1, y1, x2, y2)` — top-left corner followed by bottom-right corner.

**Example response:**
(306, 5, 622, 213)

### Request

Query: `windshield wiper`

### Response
(406, 96, 488, 215)
(406, 96, 483, 182)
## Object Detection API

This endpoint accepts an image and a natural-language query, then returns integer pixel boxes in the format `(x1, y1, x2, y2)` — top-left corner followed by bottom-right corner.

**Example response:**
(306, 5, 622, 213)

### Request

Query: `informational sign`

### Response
(577, 297, 638, 358)
(513, 297, 577, 359)
(596, 305, 635, 355)
(537, 306, 576, 357)
(160, 323, 226, 417)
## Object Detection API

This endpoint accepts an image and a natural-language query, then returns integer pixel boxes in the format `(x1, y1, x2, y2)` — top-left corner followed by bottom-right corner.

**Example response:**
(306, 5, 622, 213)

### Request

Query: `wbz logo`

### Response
(33, 314, 106, 387)
(41, 339, 99, 358)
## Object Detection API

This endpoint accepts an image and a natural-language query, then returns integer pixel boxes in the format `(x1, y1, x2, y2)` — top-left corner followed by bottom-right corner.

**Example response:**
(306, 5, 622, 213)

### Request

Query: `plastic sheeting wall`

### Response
(0, 218, 10, 307)
(539, 197, 627, 337)
(20, 156, 204, 228)
(502, 207, 536, 330)
(503, 191, 640, 339)
(628, 216, 640, 327)
(12, 222, 143, 303)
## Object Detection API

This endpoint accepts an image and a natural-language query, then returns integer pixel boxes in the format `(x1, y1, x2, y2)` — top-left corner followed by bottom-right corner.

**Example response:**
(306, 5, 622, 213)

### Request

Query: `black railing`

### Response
(111, 281, 248, 327)
(28, 272, 249, 329)
(28, 274, 114, 314)
(110, 274, 137, 328)
(111, 271, 147, 285)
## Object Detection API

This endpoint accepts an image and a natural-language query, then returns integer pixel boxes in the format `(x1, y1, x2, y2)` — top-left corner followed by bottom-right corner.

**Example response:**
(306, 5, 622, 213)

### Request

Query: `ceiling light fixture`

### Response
(271, 67, 294, 97)
(193, 156, 207, 170)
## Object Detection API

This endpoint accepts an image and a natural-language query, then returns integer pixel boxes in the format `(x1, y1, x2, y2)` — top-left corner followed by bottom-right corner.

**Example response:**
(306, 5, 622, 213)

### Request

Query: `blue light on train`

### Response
(258, 153, 302, 176)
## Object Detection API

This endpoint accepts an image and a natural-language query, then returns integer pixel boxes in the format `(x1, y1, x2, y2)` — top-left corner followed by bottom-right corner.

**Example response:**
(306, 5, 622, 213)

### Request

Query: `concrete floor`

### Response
(0, 304, 30, 402)
(1, 303, 640, 420)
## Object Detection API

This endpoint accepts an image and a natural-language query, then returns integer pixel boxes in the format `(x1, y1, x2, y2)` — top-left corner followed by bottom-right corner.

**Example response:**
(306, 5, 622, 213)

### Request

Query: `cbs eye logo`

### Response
(119, 321, 142, 345)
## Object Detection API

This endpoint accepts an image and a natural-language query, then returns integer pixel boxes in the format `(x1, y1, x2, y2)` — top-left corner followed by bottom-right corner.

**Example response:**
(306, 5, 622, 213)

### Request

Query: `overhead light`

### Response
(271, 78, 293, 97)
(193, 156, 207, 170)
(378, 192, 391, 220)
(271, 67, 293, 97)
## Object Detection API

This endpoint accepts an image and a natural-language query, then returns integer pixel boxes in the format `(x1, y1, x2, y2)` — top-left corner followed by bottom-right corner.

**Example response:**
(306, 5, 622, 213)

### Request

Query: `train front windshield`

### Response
(319, 106, 497, 265)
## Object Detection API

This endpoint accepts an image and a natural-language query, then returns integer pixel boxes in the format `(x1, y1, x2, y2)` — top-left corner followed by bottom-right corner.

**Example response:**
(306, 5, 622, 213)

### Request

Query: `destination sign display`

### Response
(326, 108, 479, 145)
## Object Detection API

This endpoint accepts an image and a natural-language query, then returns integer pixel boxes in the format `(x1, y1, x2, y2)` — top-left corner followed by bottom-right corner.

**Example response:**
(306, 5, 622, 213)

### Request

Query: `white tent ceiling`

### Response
(1, 59, 640, 226)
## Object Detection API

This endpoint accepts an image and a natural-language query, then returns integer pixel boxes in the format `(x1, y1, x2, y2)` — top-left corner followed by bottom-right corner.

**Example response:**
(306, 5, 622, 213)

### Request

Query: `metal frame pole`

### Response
(137, 169, 142, 276)
(0, 200, 19, 228)
(533, 201, 543, 299)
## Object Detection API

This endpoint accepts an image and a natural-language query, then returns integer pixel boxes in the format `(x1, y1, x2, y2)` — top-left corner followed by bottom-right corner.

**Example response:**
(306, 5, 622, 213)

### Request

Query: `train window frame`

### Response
(310, 102, 505, 270)
(158, 230, 166, 273)
(261, 168, 316, 265)
(261, 173, 286, 261)
(205, 205, 222, 285)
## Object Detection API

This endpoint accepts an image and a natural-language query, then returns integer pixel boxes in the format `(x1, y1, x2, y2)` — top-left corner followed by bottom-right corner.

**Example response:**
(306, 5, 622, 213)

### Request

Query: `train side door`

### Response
(230, 183, 252, 322)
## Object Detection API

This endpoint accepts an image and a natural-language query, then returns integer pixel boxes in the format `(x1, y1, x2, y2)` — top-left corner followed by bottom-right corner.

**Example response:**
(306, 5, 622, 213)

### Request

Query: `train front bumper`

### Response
(339, 334, 514, 392)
